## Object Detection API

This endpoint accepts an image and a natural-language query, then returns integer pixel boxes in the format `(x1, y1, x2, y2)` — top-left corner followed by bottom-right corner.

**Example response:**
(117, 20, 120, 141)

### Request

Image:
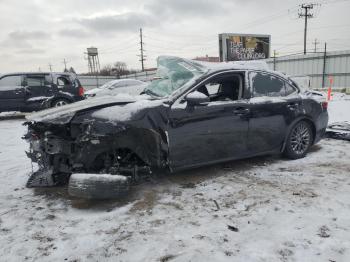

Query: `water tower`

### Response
(86, 47, 100, 74)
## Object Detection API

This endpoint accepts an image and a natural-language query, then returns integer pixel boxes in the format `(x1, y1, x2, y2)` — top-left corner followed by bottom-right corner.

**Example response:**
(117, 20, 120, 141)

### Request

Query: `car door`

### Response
(247, 71, 301, 153)
(24, 74, 52, 101)
(167, 72, 250, 170)
(0, 74, 25, 112)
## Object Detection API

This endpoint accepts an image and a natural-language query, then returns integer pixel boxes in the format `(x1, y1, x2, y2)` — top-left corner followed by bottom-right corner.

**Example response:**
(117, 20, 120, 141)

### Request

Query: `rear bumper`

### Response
(314, 111, 329, 144)
(314, 128, 326, 144)
(73, 95, 85, 102)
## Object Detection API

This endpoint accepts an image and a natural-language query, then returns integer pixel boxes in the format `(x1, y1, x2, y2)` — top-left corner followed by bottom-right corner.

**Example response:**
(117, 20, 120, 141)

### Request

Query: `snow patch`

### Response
(92, 99, 163, 122)
(26, 96, 53, 102)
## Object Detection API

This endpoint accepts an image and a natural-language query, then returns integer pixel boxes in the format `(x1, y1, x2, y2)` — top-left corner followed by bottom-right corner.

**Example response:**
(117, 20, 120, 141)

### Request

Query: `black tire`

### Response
(68, 173, 130, 199)
(284, 120, 313, 159)
(51, 98, 70, 107)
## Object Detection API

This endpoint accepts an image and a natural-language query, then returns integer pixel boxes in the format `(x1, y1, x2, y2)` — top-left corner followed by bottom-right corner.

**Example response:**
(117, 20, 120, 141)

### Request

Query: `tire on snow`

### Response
(284, 120, 313, 159)
(68, 173, 130, 199)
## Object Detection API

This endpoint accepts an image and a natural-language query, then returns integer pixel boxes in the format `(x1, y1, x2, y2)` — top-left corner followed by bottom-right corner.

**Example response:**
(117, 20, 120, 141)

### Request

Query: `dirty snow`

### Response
(0, 95, 349, 262)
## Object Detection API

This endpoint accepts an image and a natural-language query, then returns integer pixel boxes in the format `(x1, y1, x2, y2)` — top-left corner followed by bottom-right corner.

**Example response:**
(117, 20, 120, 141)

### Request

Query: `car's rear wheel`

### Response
(52, 98, 70, 107)
(68, 173, 130, 199)
(284, 121, 313, 159)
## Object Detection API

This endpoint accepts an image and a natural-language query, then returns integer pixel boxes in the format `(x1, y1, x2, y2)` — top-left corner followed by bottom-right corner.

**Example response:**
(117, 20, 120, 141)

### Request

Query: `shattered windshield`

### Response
(143, 56, 207, 97)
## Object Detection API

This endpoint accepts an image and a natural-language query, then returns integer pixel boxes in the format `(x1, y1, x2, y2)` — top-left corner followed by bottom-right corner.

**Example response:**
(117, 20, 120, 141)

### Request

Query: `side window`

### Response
(285, 83, 297, 96)
(45, 75, 53, 85)
(196, 74, 243, 102)
(111, 82, 123, 88)
(250, 72, 285, 97)
(126, 80, 141, 86)
(0, 75, 22, 91)
(206, 83, 220, 96)
(57, 76, 71, 87)
(26, 75, 45, 87)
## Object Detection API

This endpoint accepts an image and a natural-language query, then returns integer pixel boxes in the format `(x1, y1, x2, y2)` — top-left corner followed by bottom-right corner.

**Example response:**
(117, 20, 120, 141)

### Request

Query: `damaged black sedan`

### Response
(24, 56, 329, 199)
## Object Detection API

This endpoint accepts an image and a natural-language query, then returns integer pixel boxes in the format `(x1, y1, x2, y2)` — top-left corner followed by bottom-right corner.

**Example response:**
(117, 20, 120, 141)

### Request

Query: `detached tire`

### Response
(68, 173, 130, 199)
(284, 121, 313, 159)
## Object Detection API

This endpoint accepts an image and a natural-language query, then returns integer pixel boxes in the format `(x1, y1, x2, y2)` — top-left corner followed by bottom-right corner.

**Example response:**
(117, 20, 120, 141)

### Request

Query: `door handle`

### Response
(14, 88, 23, 95)
(233, 107, 250, 115)
(287, 102, 299, 110)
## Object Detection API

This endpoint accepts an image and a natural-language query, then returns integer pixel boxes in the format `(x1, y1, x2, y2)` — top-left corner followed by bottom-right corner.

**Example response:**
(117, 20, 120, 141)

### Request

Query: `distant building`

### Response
(193, 55, 220, 63)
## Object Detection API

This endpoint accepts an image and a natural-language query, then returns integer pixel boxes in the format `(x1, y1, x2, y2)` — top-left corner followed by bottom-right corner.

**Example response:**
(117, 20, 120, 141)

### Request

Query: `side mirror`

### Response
(185, 91, 209, 106)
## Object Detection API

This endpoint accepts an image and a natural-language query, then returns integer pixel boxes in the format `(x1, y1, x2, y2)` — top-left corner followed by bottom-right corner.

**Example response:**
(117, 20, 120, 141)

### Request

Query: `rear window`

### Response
(57, 75, 72, 87)
(250, 72, 296, 97)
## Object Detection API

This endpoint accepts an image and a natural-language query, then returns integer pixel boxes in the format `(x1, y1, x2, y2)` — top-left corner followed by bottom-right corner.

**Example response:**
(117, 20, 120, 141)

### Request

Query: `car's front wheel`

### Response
(284, 121, 313, 159)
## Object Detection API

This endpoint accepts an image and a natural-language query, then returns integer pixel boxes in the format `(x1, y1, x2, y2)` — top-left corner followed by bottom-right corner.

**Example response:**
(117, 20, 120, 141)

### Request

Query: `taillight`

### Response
(321, 101, 328, 110)
(78, 86, 85, 97)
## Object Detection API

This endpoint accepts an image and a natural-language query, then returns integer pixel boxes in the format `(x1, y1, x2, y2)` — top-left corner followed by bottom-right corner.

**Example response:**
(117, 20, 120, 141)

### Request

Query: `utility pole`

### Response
(299, 4, 315, 55)
(139, 28, 146, 71)
(272, 50, 278, 71)
(63, 58, 68, 72)
(313, 38, 320, 53)
(48, 63, 53, 72)
(322, 42, 327, 88)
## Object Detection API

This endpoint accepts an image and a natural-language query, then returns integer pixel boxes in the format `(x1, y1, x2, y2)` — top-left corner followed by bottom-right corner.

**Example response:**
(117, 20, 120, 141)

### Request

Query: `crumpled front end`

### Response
(23, 116, 167, 188)
(24, 122, 75, 187)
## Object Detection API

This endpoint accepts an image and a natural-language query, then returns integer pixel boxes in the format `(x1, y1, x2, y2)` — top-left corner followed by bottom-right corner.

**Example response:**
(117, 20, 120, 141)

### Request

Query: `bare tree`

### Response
(100, 64, 113, 76)
(112, 62, 128, 76)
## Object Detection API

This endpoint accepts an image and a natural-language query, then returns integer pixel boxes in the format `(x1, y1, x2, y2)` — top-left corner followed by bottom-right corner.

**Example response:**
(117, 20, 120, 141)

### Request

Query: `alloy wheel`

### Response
(290, 122, 311, 155)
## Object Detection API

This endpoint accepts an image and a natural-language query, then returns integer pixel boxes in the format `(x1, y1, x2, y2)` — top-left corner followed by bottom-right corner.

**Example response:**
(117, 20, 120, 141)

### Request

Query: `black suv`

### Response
(0, 72, 85, 112)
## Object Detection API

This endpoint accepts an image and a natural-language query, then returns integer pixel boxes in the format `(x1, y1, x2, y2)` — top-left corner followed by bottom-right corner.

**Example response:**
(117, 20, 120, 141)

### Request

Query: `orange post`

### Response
(327, 76, 333, 101)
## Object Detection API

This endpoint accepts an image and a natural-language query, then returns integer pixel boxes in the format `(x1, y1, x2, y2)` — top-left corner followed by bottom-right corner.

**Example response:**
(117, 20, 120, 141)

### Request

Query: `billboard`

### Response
(219, 33, 270, 62)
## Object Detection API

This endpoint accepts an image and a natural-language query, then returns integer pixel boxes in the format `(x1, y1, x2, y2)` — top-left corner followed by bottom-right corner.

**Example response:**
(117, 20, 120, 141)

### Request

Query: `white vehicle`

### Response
(85, 79, 148, 98)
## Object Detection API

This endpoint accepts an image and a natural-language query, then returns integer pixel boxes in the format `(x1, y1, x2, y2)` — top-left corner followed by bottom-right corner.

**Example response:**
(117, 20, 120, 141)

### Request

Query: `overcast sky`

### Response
(0, 0, 349, 73)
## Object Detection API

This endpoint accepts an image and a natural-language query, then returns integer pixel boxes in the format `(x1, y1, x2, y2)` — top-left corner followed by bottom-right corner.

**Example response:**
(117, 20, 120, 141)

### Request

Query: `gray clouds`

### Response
(76, 12, 157, 33)
(8, 30, 50, 40)
(0, 0, 349, 73)
(74, 0, 231, 34)
(0, 30, 50, 49)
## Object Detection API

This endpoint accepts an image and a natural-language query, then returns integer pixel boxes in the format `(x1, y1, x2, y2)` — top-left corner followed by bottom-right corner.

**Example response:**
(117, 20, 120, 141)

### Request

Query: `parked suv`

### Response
(0, 72, 85, 112)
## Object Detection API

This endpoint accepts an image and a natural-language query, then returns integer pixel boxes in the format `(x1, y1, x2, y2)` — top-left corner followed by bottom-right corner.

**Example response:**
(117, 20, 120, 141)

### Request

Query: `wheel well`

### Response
(90, 148, 147, 173)
(302, 119, 316, 144)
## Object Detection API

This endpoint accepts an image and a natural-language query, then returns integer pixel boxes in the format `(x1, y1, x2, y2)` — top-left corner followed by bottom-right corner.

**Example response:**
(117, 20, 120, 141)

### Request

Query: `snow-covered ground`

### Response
(0, 96, 349, 262)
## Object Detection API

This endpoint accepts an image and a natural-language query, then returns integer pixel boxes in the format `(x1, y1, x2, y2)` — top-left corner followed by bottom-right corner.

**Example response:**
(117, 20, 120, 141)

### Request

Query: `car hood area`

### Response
(25, 94, 155, 124)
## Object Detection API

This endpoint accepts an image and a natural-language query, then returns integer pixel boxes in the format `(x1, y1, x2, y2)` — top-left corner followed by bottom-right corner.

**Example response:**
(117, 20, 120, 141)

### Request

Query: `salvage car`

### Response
(84, 79, 148, 98)
(23, 56, 329, 199)
(0, 72, 84, 112)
